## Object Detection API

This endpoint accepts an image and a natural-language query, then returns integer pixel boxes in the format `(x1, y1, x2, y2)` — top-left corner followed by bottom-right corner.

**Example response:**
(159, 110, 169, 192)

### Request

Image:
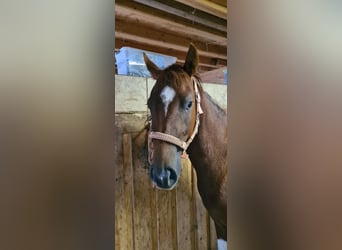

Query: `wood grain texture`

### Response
(157, 188, 178, 250)
(115, 3, 226, 46)
(115, 128, 217, 249)
(115, 133, 135, 250)
(116, 30, 227, 60)
(132, 130, 157, 250)
(175, 0, 227, 19)
(192, 169, 210, 250)
(210, 217, 218, 250)
(176, 158, 194, 249)
(133, 0, 226, 32)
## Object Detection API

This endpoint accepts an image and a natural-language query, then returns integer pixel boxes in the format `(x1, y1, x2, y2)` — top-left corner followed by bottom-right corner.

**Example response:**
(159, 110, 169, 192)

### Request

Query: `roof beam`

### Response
(115, 19, 226, 58)
(115, 3, 226, 46)
(175, 0, 227, 19)
(115, 39, 226, 68)
(115, 31, 227, 60)
(133, 0, 226, 32)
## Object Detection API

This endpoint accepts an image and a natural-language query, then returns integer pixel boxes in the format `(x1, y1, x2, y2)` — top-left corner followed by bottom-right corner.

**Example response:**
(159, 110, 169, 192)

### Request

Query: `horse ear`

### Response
(143, 52, 161, 80)
(183, 43, 199, 76)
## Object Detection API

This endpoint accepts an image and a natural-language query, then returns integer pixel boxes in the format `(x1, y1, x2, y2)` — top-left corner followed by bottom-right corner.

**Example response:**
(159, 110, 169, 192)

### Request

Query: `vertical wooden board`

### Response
(115, 133, 134, 250)
(176, 158, 194, 250)
(150, 187, 159, 250)
(114, 131, 123, 250)
(192, 169, 209, 250)
(209, 217, 218, 250)
(157, 189, 178, 250)
(132, 130, 158, 250)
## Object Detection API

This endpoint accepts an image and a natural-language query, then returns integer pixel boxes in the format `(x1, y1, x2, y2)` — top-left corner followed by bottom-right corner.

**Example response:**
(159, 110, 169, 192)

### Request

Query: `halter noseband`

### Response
(148, 77, 203, 164)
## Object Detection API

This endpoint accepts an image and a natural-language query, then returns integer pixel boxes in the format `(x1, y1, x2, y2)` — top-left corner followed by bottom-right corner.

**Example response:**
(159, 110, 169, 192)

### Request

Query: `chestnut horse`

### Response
(144, 44, 227, 249)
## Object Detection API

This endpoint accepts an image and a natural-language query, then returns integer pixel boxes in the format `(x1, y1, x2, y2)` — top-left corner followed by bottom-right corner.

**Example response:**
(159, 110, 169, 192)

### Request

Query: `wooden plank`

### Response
(115, 28, 227, 60)
(177, 59, 226, 70)
(115, 3, 226, 46)
(209, 217, 218, 250)
(157, 188, 178, 250)
(114, 31, 226, 60)
(115, 113, 148, 134)
(192, 169, 209, 250)
(150, 187, 159, 250)
(175, 0, 227, 19)
(115, 39, 227, 68)
(115, 76, 147, 113)
(132, 129, 158, 250)
(114, 128, 123, 250)
(133, 0, 226, 32)
(209, 0, 227, 7)
(115, 133, 135, 250)
(176, 158, 195, 249)
(150, 0, 226, 23)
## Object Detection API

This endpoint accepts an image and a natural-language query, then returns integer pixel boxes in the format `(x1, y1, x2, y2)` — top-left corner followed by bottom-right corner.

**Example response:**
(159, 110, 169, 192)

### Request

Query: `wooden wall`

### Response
(115, 75, 227, 250)
(115, 0, 227, 78)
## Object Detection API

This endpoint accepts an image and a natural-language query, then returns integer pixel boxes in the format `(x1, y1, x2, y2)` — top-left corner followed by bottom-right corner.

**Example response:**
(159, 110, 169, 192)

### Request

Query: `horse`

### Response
(144, 44, 227, 249)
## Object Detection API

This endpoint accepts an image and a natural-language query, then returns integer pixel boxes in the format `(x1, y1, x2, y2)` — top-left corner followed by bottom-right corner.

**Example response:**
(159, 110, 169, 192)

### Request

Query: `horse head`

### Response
(144, 44, 201, 190)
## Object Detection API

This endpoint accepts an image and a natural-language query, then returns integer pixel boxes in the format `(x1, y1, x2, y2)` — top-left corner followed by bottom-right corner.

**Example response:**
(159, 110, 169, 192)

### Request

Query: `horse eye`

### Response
(186, 101, 193, 109)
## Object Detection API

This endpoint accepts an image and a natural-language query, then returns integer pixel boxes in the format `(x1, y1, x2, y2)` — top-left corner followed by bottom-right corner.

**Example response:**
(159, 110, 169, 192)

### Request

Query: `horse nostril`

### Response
(165, 167, 177, 182)
(150, 166, 178, 189)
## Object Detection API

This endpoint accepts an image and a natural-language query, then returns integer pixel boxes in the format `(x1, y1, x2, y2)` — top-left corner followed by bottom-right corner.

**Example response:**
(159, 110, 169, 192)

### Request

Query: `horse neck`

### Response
(187, 91, 227, 191)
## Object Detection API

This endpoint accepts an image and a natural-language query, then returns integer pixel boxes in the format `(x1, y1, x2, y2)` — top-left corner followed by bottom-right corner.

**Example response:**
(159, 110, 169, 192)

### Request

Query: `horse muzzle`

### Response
(150, 165, 179, 190)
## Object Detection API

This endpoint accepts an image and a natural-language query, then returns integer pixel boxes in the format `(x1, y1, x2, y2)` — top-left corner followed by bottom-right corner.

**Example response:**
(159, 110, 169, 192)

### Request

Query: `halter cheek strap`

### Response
(148, 77, 203, 164)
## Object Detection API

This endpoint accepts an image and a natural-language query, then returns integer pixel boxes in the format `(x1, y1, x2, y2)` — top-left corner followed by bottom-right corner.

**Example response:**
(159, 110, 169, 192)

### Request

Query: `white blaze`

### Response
(217, 239, 227, 250)
(160, 86, 176, 116)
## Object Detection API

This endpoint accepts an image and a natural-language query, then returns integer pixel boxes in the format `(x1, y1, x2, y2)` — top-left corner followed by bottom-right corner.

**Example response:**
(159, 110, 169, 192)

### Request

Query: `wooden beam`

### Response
(175, 0, 227, 19)
(115, 39, 226, 68)
(115, 3, 226, 46)
(176, 59, 225, 69)
(115, 31, 227, 60)
(209, 0, 227, 7)
(133, 0, 226, 32)
(154, 0, 226, 24)
(116, 19, 226, 55)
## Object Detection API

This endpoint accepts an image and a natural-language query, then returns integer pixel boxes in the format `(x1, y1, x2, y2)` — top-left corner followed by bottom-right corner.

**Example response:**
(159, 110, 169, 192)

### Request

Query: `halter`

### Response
(148, 77, 204, 164)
